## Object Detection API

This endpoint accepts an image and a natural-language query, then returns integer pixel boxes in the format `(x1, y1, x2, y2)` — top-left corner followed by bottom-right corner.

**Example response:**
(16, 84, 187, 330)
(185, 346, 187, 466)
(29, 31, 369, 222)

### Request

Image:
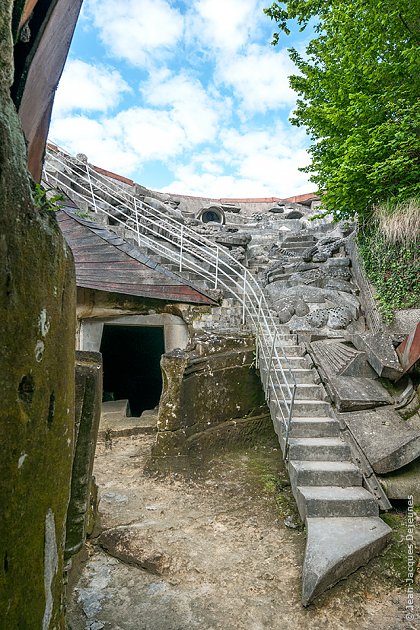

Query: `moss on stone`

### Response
(0, 4, 76, 625)
(154, 338, 269, 461)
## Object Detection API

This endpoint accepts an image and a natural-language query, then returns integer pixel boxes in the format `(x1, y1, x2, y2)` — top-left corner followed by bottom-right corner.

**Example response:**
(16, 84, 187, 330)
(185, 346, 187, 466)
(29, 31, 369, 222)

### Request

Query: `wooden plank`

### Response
(18, 0, 84, 180)
(78, 281, 211, 303)
(57, 209, 215, 304)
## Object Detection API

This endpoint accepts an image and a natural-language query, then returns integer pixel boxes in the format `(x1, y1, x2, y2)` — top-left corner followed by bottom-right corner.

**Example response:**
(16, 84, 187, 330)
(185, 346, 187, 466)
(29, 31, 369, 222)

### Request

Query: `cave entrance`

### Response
(100, 324, 165, 417)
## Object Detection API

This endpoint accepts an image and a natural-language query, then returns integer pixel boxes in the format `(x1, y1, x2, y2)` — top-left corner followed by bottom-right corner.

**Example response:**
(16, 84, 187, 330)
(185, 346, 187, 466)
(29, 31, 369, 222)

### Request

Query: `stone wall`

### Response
(65, 352, 102, 559)
(0, 2, 76, 627)
(152, 333, 270, 463)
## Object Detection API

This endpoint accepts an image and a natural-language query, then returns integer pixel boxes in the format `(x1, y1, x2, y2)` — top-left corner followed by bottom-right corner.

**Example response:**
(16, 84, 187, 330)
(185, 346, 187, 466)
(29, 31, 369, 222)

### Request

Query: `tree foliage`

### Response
(264, 1, 420, 220)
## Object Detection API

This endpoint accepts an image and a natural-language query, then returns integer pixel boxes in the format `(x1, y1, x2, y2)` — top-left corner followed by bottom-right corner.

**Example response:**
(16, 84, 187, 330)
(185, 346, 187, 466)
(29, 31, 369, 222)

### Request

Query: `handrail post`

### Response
(255, 297, 263, 370)
(284, 383, 297, 462)
(85, 163, 97, 213)
(266, 330, 277, 403)
(134, 198, 141, 247)
(214, 246, 219, 288)
(179, 224, 184, 272)
(242, 269, 247, 325)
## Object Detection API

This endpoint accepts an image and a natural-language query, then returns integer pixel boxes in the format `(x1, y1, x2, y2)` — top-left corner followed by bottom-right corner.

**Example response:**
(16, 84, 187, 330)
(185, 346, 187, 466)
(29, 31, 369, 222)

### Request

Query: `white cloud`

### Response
(49, 115, 140, 173)
(107, 108, 188, 161)
(215, 44, 296, 113)
(53, 59, 130, 115)
(49, 2, 313, 198)
(50, 85, 224, 175)
(162, 123, 311, 197)
(141, 71, 226, 144)
(162, 161, 310, 198)
(187, 0, 266, 54)
(85, 0, 184, 67)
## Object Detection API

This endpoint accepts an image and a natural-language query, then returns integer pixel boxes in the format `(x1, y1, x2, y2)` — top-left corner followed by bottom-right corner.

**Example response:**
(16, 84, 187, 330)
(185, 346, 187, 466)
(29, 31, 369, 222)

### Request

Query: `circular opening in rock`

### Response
(201, 209, 223, 224)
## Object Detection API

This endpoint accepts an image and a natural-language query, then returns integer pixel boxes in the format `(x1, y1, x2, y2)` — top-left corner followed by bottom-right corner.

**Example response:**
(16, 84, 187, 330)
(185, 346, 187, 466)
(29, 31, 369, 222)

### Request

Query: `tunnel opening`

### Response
(100, 324, 165, 417)
(201, 209, 222, 223)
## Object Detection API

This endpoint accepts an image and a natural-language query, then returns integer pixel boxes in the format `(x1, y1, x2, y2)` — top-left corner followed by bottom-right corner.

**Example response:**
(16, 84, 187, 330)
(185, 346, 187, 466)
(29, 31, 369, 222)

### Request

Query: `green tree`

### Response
(264, 1, 420, 220)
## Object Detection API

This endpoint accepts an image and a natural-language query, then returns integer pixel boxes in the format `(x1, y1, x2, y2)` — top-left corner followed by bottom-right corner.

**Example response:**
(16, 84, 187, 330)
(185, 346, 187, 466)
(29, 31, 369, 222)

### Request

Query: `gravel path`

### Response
(66, 435, 417, 630)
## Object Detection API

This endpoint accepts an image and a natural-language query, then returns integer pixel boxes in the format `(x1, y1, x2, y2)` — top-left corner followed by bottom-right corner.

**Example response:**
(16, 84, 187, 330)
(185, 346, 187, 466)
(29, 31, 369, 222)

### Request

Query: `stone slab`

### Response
(339, 408, 420, 474)
(378, 458, 420, 505)
(327, 376, 393, 411)
(66, 351, 103, 558)
(390, 309, 420, 335)
(309, 340, 393, 410)
(100, 406, 157, 438)
(352, 333, 403, 380)
(102, 399, 131, 418)
(302, 517, 392, 606)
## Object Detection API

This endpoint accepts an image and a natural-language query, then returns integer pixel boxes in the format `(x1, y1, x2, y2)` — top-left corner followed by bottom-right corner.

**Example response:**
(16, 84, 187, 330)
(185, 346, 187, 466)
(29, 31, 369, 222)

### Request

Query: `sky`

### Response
(50, 0, 313, 198)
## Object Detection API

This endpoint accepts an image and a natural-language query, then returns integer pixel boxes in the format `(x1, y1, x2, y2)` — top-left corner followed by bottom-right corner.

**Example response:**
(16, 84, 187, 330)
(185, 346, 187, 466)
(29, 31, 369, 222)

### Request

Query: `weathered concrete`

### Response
(289, 461, 362, 488)
(339, 408, 420, 474)
(153, 333, 267, 460)
(390, 308, 420, 335)
(295, 486, 378, 520)
(79, 313, 189, 353)
(99, 405, 158, 439)
(378, 459, 420, 505)
(309, 339, 393, 410)
(302, 517, 392, 606)
(65, 352, 102, 559)
(326, 376, 393, 411)
(352, 333, 403, 380)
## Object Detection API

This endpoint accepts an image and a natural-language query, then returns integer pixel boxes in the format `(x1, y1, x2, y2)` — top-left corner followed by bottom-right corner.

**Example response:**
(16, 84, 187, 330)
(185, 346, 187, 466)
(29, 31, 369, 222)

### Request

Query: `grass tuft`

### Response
(373, 197, 420, 245)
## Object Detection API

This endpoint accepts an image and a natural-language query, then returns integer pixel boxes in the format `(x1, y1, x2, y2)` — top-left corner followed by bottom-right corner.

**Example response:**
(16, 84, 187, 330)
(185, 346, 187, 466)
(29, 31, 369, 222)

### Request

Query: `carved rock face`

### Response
(306, 309, 330, 328)
(327, 306, 353, 329)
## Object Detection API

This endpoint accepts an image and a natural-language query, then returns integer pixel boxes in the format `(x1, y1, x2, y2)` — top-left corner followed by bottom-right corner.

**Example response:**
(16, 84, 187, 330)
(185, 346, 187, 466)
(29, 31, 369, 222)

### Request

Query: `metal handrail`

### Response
(44, 145, 297, 455)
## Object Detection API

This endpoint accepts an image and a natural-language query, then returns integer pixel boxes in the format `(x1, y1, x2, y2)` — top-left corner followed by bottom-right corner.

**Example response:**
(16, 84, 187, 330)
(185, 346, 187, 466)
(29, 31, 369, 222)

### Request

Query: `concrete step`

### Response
(280, 244, 313, 253)
(283, 235, 317, 244)
(276, 344, 306, 357)
(261, 332, 298, 343)
(273, 383, 327, 401)
(288, 437, 351, 461)
(289, 369, 317, 384)
(288, 416, 340, 438)
(279, 399, 332, 417)
(302, 517, 392, 606)
(289, 460, 362, 487)
(260, 367, 314, 384)
(276, 355, 311, 370)
(295, 486, 379, 520)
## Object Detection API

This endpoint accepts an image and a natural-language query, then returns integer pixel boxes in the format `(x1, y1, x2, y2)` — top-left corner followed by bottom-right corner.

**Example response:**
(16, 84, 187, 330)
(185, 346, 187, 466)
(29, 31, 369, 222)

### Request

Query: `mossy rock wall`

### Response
(65, 352, 102, 560)
(0, 2, 76, 626)
(153, 334, 268, 459)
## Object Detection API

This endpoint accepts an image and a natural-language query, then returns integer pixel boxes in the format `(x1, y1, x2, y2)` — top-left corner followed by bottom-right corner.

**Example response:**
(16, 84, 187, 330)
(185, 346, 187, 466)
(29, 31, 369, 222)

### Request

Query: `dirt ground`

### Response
(66, 433, 419, 630)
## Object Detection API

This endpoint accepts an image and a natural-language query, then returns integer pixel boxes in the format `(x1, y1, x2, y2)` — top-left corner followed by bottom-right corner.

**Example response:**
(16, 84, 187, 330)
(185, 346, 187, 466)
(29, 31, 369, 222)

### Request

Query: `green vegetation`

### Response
(357, 198, 420, 322)
(247, 447, 303, 527)
(265, 2, 420, 320)
(264, 1, 420, 221)
(380, 509, 420, 584)
(31, 182, 64, 213)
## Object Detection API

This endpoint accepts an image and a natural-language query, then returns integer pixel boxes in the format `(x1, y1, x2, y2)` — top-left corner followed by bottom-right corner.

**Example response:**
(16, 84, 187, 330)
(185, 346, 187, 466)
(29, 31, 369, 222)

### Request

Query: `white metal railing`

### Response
(43, 145, 297, 457)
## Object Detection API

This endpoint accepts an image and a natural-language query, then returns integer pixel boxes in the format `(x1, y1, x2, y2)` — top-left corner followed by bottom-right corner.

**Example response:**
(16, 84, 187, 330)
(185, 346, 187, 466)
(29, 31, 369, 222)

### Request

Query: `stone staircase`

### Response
(114, 229, 393, 605)
(195, 285, 392, 604)
(45, 148, 393, 607)
(266, 340, 391, 604)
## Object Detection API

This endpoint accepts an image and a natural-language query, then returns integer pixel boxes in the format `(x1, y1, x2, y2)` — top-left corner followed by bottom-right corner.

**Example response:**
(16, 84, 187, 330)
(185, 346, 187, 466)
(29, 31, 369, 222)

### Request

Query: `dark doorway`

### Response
(100, 325, 164, 416)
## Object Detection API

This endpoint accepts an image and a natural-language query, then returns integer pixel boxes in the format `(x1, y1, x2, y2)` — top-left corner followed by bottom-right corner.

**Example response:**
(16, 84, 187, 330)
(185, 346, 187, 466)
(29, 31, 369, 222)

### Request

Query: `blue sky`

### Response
(50, 0, 312, 198)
